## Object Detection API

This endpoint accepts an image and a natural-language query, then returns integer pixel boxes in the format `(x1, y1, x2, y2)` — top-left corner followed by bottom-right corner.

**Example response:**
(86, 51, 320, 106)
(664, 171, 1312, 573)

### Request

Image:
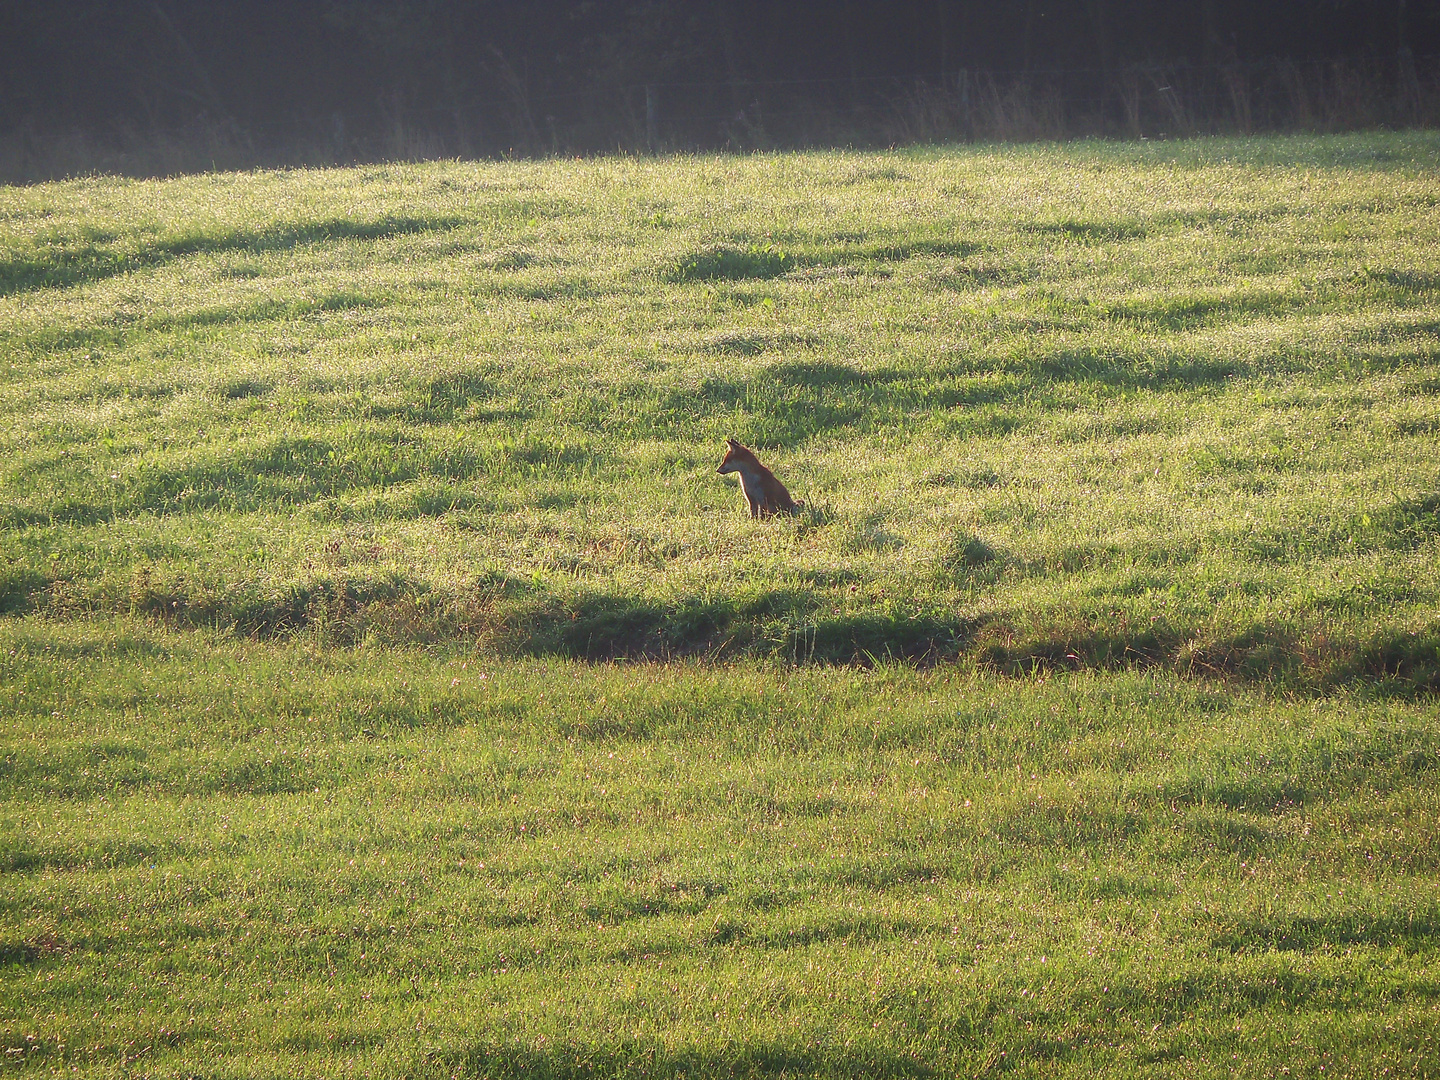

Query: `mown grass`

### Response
(3, 619, 1439, 1077)
(2, 133, 1439, 1076)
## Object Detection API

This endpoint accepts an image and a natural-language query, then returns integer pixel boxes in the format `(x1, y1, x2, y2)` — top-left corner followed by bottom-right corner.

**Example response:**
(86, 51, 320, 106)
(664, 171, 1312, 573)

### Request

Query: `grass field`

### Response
(2, 132, 1439, 1076)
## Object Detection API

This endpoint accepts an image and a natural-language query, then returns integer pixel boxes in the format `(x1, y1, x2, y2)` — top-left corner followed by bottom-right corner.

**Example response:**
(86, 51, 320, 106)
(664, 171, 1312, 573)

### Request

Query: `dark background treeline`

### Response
(2, 0, 1438, 180)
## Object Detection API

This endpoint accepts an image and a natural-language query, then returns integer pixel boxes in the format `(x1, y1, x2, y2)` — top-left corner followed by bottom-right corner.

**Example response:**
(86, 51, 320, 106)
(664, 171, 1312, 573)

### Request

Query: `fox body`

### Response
(717, 439, 800, 518)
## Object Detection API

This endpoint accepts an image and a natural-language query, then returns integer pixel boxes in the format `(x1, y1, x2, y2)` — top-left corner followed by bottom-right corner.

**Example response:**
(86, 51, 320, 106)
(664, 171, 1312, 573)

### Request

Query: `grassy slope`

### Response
(1, 133, 1439, 1076)
(1, 133, 1438, 682)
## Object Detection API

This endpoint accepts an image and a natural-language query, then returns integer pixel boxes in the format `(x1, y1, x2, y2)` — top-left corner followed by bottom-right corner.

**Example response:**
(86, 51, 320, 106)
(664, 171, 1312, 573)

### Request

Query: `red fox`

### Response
(717, 439, 801, 518)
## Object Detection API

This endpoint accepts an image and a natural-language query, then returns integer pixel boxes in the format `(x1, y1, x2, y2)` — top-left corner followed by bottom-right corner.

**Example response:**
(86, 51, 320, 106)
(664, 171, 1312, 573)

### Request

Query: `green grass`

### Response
(2, 133, 1438, 682)
(2, 132, 1440, 1075)
(3, 621, 1439, 1077)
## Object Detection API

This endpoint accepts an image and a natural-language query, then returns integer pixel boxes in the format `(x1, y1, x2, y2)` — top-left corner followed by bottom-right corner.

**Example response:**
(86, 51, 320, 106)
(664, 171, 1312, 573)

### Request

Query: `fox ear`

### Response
(726, 438, 738, 447)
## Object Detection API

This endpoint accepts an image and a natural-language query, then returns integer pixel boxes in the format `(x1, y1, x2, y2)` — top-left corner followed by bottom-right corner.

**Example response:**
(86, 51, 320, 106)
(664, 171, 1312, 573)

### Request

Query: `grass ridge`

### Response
(0, 212, 466, 296)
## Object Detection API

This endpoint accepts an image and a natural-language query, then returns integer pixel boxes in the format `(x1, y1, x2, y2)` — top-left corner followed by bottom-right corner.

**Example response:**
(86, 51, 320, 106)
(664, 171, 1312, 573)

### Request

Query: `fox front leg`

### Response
(738, 474, 763, 517)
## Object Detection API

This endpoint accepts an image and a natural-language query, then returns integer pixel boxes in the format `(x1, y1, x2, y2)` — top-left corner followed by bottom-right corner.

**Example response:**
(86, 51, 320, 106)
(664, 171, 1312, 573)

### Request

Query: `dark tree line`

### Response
(1, 1, 1436, 176)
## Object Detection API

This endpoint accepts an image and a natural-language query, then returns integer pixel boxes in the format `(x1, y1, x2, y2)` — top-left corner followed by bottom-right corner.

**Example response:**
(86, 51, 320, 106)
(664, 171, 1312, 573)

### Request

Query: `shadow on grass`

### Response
(1214, 912, 1440, 954)
(15, 290, 387, 354)
(1344, 625, 1440, 694)
(653, 351, 1241, 444)
(667, 236, 984, 282)
(14, 563, 1439, 696)
(216, 377, 273, 400)
(0, 838, 178, 875)
(0, 568, 46, 615)
(437, 1041, 936, 1080)
(704, 332, 825, 356)
(3, 432, 606, 525)
(1377, 492, 1440, 548)
(121, 571, 521, 643)
(972, 616, 1440, 698)
(1350, 266, 1440, 296)
(668, 243, 796, 281)
(1100, 291, 1292, 331)
(1030, 348, 1243, 388)
(509, 591, 976, 664)
(1158, 720, 1439, 815)
(0, 213, 467, 296)
(364, 369, 505, 424)
(660, 362, 1017, 445)
(1027, 218, 1150, 242)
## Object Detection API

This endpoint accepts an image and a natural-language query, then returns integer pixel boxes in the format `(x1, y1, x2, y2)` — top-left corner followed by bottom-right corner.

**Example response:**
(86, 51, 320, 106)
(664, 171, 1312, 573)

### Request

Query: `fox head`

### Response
(717, 438, 757, 474)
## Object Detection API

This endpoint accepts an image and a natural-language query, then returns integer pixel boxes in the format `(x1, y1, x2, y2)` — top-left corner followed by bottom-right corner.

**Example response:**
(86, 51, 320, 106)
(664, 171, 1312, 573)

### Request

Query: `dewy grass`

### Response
(2, 134, 1439, 685)
(1, 133, 1439, 1075)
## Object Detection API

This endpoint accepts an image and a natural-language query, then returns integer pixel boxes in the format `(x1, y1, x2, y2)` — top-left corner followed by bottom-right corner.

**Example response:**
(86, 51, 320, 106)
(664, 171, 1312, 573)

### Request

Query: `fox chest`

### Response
(735, 468, 768, 504)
